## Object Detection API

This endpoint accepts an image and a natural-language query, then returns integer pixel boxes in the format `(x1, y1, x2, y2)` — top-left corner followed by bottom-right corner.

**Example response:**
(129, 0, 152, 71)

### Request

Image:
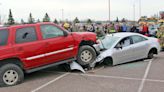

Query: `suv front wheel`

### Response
(0, 64, 24, 87)
(77, 45, 96, 66)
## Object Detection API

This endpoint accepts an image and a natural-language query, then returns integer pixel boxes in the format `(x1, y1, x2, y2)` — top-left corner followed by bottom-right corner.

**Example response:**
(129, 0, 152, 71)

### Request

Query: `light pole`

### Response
(108, 0, 111, 22)
(139, 0, 141, 18)
(133, 3, 135, 22)
(61, 9, 64, 22)
(0, 3, 1, 24)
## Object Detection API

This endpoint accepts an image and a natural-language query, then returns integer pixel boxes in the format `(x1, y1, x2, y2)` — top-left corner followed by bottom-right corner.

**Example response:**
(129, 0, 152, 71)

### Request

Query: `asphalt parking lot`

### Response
(1, 52, 164, 92)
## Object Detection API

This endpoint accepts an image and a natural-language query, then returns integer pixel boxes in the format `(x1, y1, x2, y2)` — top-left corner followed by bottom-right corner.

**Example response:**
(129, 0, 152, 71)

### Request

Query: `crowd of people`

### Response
(62, 22, 164, 38)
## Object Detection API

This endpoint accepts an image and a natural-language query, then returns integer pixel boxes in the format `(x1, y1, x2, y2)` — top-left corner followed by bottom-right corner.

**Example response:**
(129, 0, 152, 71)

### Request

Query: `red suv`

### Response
(0, 22, 98, 86)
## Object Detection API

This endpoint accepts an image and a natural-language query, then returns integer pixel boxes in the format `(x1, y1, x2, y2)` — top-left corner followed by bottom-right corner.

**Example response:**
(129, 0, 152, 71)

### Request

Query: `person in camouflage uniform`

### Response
(95, 26, 105, 38)
(157, 25, 164, 49)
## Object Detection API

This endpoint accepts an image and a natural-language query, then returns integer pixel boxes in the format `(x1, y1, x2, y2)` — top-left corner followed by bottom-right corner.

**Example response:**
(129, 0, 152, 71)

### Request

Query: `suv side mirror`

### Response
(63, 31, 68, 37)
(115, 44, 122, 49)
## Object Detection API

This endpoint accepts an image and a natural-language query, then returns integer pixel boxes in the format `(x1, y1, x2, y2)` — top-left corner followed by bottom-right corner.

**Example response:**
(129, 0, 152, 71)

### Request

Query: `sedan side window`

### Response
(117, 37, 132, 48)
(131, 35, 147, 44)
(41, 25, 64, 39)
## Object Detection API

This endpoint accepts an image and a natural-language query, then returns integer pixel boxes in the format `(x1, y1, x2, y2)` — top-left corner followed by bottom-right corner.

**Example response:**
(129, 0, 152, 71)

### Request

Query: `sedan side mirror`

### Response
(115, 44, 122, 49)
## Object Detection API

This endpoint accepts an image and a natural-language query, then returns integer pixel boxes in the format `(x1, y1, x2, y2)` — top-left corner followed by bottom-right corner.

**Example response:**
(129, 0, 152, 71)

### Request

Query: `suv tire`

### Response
(0, 64, 24, 87)
(77, 45, 96, 66)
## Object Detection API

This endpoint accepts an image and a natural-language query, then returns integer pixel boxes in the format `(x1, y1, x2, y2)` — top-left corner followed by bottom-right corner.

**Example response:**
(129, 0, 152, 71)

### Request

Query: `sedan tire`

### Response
(148, 50, 154, 59)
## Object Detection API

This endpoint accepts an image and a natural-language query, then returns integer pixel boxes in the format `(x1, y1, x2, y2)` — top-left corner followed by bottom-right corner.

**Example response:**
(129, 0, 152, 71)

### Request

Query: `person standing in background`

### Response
(126, 24, 131, 32)
(122, 23, 127, 32)
(130, 25, 137, 32)
(109, 23, 116, 33)
(139, 24, 143, 33)
(141, 24, 149, 35)
(114, 23, 120, 32)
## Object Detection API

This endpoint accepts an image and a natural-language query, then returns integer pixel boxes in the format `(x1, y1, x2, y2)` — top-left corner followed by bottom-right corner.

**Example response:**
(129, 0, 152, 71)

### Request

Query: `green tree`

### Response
(87, 19, 92, 24)
(73, 17, 80, 24)
(28, 13, 35, 23)
(21, 19, 25, 24)
(8, 9, 15, 25)
(116, 17, 119, 22)
(53, 19, 58, 24)
(43, 13, 50, 22)
(37, 19, 40, 23)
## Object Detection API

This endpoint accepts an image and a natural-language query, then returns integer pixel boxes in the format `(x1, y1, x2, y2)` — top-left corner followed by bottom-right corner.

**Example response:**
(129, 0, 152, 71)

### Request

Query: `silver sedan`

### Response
(91, 32, 161, 67)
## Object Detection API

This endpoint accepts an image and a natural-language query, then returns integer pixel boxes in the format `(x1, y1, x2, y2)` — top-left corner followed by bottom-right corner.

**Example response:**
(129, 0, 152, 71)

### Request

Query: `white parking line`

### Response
(31, 73, 69, 92)
(73, 73, 164, 83)
(146, 79, 164, 83)
(138, 59, 153, 92)
(73, 73, 142, 81)
(40, 70, 164, 83)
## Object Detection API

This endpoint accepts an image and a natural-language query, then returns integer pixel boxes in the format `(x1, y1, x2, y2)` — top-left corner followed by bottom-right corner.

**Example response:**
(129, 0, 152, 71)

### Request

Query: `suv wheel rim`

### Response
(3, 70, 18, 85)
(80, 50, 93, 63)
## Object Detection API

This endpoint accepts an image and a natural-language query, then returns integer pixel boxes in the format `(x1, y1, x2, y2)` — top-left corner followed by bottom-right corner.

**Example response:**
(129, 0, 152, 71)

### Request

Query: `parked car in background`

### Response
(0, 22, 98, 86)
(92, 32, 160, 67)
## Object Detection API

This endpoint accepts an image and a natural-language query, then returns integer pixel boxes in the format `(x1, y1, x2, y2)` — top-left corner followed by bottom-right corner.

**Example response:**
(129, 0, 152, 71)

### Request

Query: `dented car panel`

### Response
(70, 61, 85, 73)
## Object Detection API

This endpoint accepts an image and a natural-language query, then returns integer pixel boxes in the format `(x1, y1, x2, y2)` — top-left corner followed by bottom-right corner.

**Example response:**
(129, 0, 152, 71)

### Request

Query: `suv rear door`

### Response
(0, 29, 14, 60)
(40, 24, 75, 64)
(13, 26, 48, 69)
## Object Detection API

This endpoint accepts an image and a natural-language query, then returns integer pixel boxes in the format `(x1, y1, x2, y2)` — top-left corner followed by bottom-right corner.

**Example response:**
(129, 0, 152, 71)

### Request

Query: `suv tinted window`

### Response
(131, 35, 147, 44)
(16, 27, 37, 43)
(0, 29, 9, 46)
(41, 25, 64, 39)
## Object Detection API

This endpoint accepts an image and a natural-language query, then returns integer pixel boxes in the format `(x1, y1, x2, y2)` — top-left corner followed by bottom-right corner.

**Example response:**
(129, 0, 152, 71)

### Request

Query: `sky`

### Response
(0, 0, 164, 22)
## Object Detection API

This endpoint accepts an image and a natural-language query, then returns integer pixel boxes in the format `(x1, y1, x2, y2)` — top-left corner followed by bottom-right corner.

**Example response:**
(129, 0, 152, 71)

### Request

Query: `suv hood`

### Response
(72, 32, 96, 36)
(72, 32, 97, 43)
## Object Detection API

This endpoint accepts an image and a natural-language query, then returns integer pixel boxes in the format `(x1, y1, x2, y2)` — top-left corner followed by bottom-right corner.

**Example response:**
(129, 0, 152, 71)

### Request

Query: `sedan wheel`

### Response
(148, 51, 154, 59)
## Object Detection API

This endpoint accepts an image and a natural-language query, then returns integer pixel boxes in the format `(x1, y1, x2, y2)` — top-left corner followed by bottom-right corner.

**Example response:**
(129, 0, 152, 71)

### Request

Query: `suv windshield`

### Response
(100, 35, 120, 49)
(0, 29, 9, 46)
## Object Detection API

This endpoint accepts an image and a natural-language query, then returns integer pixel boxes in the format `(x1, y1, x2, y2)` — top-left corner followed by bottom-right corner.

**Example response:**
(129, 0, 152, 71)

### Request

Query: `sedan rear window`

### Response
(131, 35, 147, 44)
(0, 29, 9, 46)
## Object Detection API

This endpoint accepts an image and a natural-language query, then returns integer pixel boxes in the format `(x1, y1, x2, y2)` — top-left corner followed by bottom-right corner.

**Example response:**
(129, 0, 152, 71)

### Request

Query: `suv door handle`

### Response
(45, 42, 50, 45)
(68, 45, 74, 48)
(17, 47, 23, 51)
